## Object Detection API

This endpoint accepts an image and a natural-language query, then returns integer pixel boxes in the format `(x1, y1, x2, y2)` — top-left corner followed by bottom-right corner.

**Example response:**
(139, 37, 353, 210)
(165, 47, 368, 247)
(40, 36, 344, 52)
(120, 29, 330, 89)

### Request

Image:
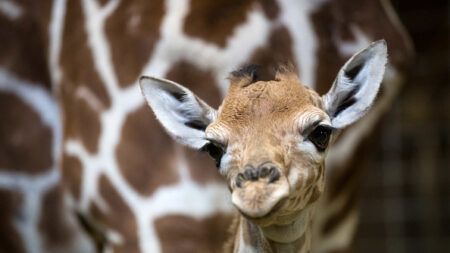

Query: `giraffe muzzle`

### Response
(231, 163, 289, 218)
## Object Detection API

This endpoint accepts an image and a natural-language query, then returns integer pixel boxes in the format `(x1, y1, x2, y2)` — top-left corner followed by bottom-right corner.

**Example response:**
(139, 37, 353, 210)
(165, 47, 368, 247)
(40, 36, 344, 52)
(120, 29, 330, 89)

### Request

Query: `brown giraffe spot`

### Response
(61, 154, 83, 201)
(165, 61, 222, 108)
(248, 26, 298, 82)
(307, 186, 322, 205)
(273, 152, 285, 166)
(59, 0, 111, 108)
(0, 1, 52, 87)
(0, 189, 26, 253)
(112, 242, 140, 253)
(92, 175, 139, 253)
(116, 105, 179, 196)
(305, 170, 316, 188)
(38, 185, 75, 248)
(154, 213, 232, 253)
(259, 0, 280, 20)
(97, 0, 110, 7)
(105, 0, 164, 87)
(311, 0, 413, 95)
(184, 0, 254, 48)
(0, 93, 52, 174)
(60, 86, 102, 154)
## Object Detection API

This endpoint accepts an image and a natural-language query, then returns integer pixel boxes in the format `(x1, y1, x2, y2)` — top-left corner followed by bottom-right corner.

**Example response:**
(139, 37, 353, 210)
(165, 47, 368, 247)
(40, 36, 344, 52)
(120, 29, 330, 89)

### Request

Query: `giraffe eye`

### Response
(308, 125, 333, 152)
(200, 142, 224, 168)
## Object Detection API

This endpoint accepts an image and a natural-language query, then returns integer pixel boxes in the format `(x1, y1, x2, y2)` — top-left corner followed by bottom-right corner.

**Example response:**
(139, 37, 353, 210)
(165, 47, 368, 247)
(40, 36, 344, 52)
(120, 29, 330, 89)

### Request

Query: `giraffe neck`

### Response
(234, 206, 315, 253)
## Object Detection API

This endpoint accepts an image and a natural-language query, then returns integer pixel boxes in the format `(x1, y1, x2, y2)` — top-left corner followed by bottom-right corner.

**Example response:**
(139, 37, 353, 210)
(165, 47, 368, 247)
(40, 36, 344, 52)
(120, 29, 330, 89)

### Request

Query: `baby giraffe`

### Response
(140, 41, 387, 252)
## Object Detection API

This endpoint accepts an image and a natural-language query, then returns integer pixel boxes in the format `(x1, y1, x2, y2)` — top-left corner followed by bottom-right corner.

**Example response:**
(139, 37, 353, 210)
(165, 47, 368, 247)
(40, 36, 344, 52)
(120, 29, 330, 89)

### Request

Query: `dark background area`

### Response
(355, 0, 449, 252)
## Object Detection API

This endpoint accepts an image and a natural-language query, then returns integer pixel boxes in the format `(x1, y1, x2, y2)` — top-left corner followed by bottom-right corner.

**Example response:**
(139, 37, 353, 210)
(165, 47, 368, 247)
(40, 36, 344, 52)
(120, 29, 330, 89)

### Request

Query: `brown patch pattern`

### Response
(59, 0, 111, 107)
(59, 0, 110, 153)
(184, 0, 254, 48)
(116, 105, 179, 196)
(60, 86, 102, 154)
(61, 154, 83, 201)
(105, 0, 164, 87)
(0, 189, 25, 253)
(93, 175, 139, 252)
(154, 213, 232, 253)
(0, 93, 52, 174)
(248, 26, 298, 82)
(38, 185, 75, 248)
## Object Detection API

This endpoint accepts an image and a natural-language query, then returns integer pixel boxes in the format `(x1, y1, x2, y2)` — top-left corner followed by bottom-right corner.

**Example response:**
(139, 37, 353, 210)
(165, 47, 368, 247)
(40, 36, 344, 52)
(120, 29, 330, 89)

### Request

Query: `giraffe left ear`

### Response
(322, 40, 387, 129)
(139, 76, 217, 149)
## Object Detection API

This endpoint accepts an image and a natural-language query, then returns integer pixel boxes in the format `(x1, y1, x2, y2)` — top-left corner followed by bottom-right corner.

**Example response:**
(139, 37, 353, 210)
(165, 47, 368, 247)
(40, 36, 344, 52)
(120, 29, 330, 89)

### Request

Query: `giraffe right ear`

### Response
(322, 40, 387, 129)
(139, 76, 217, 149)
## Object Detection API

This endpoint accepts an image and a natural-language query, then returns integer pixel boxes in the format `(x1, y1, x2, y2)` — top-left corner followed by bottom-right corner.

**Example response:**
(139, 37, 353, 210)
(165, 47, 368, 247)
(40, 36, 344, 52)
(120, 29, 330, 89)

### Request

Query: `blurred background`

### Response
(355, 0, 449, 252)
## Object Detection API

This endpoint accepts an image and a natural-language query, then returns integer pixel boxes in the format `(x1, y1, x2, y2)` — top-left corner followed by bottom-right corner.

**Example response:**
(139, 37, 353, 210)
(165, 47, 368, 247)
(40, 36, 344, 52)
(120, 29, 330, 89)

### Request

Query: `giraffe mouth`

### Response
(241, 196, 287, 221)
(231, 177, 289, 219)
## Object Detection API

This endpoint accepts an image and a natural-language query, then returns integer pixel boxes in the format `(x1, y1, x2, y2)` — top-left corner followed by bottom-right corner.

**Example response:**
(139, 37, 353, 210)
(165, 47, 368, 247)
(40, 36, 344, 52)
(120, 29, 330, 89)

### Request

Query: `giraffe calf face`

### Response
(203, 71, 331, 224)
(140, 41, 387, 227)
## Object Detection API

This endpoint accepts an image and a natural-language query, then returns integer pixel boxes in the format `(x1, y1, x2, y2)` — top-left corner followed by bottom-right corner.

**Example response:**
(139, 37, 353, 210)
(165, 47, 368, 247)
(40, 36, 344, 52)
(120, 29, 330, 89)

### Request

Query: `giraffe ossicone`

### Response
(139, 40, 387, 252)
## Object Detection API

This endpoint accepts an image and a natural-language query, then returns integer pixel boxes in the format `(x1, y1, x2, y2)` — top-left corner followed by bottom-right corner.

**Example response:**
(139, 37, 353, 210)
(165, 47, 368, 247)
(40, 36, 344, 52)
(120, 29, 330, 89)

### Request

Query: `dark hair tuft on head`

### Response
(229, 62, 297, 87)
(230, 64, 260, 80)
(274, 61, 296, 75)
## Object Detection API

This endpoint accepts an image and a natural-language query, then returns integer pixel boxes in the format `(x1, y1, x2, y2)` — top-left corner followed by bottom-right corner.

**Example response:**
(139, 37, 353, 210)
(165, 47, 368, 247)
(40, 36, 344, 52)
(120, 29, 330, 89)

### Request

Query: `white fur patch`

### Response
(49, 0, 67, 88)
(0, 0, 22, 20)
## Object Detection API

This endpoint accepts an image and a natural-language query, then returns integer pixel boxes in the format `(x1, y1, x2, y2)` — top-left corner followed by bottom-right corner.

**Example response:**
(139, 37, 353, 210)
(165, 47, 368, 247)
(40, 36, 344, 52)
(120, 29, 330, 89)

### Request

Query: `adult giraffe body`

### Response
(0, 0, 412, 252)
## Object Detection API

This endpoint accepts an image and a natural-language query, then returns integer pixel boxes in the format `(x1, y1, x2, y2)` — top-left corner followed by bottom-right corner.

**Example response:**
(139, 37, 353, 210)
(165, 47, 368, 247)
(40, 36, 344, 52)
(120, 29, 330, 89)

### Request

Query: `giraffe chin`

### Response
(231, 178, 289, 220)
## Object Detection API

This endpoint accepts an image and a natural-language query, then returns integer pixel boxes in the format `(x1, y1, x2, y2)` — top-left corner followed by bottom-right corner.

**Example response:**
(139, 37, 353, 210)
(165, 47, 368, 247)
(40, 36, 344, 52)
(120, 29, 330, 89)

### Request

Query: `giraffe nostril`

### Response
(259, 167, 270, 178)
(242, 168, 258, 181)
(237, 164, 281, 186)
(236, 173, 245, 188)
(250, 170, 259, 181)
(268, 167, 280, 183)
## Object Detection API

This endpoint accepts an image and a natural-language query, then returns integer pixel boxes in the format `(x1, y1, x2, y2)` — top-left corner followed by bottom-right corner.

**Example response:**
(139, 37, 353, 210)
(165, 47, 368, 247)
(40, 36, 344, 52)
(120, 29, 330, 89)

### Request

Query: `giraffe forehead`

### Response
(215, 79, 323, 130)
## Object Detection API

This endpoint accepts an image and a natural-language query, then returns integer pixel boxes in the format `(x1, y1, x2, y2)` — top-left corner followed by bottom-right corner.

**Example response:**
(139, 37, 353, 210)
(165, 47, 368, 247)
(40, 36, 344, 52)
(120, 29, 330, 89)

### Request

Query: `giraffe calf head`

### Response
(140, 41, 387, 226)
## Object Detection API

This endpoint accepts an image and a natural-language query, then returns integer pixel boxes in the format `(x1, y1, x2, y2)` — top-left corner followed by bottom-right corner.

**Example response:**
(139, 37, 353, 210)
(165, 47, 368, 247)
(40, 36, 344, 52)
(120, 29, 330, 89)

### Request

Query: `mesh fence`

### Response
(355, 1, 449, 252)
